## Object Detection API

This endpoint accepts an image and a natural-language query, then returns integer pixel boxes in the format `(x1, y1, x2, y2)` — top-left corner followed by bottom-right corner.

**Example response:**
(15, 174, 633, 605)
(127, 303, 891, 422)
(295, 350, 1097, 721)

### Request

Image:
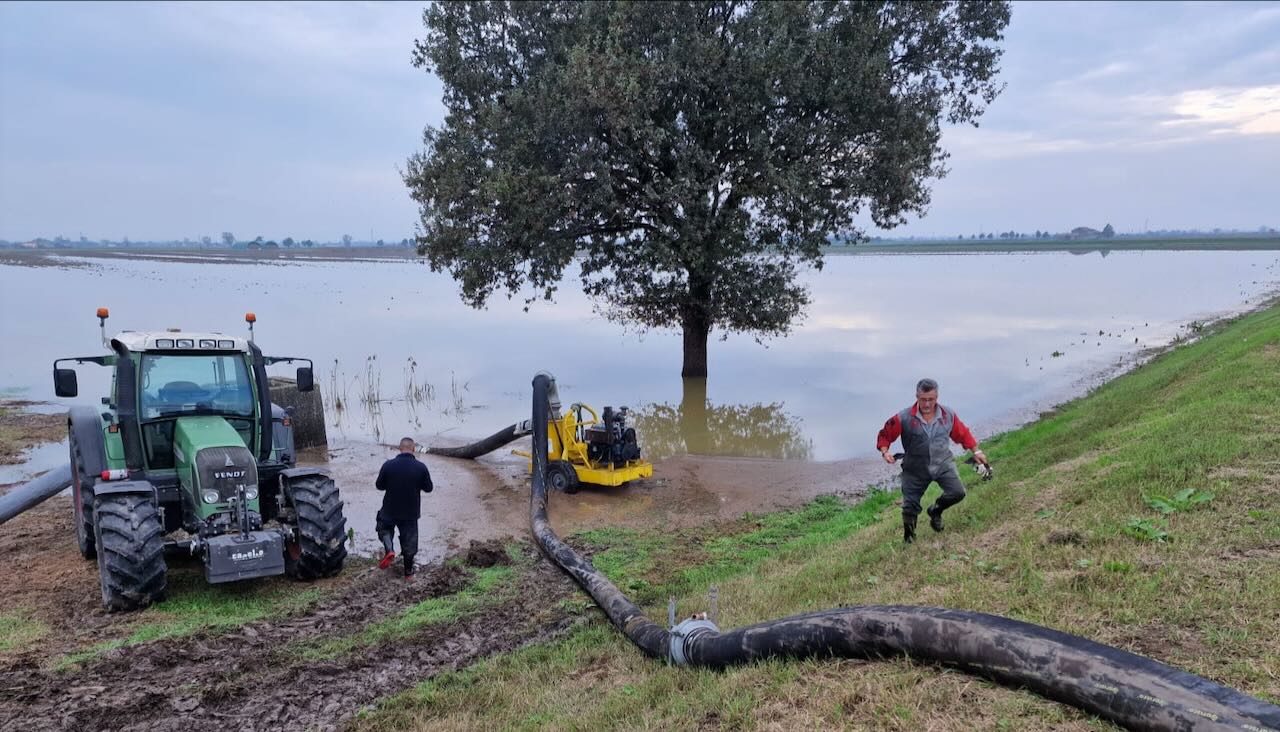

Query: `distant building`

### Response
(1069, 227, 1103, 240)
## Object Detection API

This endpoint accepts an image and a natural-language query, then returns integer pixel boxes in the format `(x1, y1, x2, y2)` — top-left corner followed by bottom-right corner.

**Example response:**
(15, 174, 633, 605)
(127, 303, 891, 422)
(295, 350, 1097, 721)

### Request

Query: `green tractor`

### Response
(53, 308, 346, 611)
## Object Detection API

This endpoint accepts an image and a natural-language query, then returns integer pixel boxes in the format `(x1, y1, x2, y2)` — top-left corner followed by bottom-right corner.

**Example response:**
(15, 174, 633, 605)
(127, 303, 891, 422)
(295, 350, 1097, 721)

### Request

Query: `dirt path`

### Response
(0, 539, 581, 732)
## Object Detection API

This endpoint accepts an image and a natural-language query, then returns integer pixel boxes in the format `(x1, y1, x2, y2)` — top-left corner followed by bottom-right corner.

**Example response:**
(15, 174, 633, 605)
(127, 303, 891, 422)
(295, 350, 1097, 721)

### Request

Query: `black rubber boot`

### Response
(903, 515, 917, 544)
(928, 504, 944, 533)
(403, 554, 415, 579)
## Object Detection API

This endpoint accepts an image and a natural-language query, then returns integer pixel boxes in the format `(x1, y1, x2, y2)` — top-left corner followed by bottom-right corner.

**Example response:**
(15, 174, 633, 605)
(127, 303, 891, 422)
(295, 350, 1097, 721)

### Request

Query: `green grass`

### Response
(55, 571, 325, 669)
(824, 235, 1280, 255)
(354, 301, 1280, 731)
(0, 612, 49, 653)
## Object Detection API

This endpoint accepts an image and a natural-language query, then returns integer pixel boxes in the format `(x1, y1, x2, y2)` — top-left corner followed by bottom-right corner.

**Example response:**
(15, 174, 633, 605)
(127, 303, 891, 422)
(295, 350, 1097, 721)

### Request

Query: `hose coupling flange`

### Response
(669, 617, 719, 666)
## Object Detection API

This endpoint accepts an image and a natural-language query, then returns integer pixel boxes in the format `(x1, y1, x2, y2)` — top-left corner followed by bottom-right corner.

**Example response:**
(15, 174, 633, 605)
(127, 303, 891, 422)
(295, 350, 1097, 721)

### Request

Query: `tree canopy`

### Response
(406, 1, 1011, 376)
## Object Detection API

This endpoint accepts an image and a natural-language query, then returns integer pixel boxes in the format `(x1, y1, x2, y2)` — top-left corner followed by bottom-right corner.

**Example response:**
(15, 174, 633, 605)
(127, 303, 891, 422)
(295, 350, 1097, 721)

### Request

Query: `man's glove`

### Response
(964, 456, 994, 481)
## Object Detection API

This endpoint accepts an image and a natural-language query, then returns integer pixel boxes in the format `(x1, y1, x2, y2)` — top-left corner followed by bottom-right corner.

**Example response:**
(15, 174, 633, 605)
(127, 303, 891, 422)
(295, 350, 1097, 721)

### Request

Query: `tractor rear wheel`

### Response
(283, 474, 347, 580)
(70, 433, 96, 559)
(93, 493, 167, 612)
(547, 461, 579, 494)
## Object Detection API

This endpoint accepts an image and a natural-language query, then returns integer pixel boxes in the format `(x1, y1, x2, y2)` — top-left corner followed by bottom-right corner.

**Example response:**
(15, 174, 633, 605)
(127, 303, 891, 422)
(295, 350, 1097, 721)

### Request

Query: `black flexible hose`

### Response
(0, 464, 73, 526)
(527, 373, 1280, 732)
(423, 423, 526, 459)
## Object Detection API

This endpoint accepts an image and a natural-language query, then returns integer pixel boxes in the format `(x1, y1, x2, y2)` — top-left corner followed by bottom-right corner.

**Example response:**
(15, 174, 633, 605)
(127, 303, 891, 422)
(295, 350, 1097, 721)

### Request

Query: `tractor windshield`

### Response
(140, 353, 254, 419)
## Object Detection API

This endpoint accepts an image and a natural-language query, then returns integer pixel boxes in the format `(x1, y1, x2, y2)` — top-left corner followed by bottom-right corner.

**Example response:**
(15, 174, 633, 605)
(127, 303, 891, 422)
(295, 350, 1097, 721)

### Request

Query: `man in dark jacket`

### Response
(876, 378, 988, 544)
(375, 437, 434, 578)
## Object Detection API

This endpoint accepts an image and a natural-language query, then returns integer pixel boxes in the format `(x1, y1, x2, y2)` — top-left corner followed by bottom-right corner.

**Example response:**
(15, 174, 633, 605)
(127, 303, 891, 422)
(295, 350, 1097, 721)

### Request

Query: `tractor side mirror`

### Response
(296, 366, 314, 392)
(54, 368, 78, 398)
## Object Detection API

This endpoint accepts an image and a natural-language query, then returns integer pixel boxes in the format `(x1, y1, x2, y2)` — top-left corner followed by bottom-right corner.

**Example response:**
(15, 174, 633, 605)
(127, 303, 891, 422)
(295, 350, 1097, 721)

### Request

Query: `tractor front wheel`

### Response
(283, 474, 347, 580)
(70, 433, 96, 560)
(93, 493, 167, 612)
(547, 461, 580, 494)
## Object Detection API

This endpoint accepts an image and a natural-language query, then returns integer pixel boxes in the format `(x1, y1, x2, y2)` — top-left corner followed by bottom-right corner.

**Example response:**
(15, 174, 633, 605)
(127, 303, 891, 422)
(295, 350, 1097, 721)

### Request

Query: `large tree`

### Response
(406, 1, 1010, 377)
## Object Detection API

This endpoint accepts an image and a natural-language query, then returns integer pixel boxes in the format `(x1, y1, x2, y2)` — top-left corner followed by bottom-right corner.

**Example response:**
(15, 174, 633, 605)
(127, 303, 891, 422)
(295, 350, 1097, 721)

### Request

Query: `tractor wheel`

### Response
(283, 474, 347, 580)
(70, 433, 96, 560)
(93, 493, 167, 612)
(547, 461, 580, 494)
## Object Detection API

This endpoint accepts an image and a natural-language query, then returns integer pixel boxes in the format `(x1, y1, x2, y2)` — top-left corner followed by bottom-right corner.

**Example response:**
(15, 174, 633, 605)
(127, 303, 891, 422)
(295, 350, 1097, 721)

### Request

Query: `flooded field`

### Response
(2, 248, 1278, 557)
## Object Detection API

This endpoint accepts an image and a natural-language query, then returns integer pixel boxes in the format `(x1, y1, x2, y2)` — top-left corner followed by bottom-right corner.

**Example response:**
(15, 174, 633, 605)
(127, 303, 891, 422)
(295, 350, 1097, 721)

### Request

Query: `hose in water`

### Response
(0, 463, 73, 526)
(527, 372, 1279, 732)
(421, 422, 530, 460)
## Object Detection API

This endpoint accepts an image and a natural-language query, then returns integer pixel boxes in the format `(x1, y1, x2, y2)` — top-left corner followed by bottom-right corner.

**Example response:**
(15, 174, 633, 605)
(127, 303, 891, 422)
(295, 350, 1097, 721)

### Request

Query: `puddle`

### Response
(0, 439, 69, 486)
(318, 433, 890, 561)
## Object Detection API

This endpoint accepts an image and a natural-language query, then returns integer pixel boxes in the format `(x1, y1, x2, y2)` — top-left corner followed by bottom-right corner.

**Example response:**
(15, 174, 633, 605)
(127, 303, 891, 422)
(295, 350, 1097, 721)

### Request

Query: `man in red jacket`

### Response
(876, 378, 988, 544)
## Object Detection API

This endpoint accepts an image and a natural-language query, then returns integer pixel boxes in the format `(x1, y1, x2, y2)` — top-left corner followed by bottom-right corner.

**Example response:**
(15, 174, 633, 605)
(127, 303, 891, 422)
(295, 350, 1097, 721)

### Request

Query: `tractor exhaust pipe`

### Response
(0, 463, 73, 526)
(526, 372, 1279, 732)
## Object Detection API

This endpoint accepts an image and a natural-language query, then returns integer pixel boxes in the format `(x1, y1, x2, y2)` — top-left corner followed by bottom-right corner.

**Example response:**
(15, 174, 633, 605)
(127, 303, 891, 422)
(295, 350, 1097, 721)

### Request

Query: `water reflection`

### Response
(634, 379, 813, 460)
(3, 250, 1277, 460)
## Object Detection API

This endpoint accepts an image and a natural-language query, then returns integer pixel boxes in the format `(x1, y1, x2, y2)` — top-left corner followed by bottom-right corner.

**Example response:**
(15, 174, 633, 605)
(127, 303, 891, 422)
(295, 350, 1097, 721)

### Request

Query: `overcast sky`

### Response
(1, 1, 1277, 242)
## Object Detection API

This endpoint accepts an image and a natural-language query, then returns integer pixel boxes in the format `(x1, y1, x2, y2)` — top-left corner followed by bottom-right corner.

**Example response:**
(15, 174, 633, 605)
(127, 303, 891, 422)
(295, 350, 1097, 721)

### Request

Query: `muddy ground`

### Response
(0, 518, 581, 732)
(0, 402, 64, 466)
(0, 411, 893, 732)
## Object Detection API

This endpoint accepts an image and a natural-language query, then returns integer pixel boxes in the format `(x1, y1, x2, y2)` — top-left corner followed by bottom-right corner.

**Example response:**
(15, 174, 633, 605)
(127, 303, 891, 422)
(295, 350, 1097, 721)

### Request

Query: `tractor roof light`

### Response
(97, 307, 111, 347)
(245, 312, 256, 343)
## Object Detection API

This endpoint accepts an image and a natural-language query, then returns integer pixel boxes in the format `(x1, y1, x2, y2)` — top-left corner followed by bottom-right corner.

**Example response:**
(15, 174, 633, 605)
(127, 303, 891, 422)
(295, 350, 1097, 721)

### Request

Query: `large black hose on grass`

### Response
(422, 423, 528, 459)
(0, 463, 73, 526)
(527, 372, 1280, 732)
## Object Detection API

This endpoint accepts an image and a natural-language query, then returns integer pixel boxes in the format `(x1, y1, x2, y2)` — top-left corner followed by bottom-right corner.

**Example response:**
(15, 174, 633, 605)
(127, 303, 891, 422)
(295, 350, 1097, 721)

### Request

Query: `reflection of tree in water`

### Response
(633, 379, 813, 461)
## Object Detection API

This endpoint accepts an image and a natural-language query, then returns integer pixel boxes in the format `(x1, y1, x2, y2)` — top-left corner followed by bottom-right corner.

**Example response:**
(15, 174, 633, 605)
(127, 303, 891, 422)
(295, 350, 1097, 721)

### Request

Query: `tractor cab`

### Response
(52, 309, 345, 612)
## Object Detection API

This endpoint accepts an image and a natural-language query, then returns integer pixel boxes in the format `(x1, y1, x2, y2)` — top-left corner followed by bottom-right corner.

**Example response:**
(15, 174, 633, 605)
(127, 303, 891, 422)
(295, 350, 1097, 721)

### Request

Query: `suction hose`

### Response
(0, 463, 73, 526)
(420, 422, 531, 459)
(527, 372, 1279, 732)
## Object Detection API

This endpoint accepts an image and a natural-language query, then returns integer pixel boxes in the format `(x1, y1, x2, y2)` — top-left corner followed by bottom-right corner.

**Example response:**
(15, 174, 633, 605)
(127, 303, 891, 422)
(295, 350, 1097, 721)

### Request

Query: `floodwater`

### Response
(2, 250, 1278, 558)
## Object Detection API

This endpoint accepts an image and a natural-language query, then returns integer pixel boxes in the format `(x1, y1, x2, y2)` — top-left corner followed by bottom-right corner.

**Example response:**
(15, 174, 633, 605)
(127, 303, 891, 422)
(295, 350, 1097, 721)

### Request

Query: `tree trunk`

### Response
(679, 377, 710, 454)
(681, 309, 710, 378)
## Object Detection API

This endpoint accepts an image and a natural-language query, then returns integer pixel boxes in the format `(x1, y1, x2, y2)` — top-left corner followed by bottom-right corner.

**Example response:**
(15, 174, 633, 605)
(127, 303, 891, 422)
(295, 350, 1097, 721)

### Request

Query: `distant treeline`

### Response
(0, 233, 417, 250)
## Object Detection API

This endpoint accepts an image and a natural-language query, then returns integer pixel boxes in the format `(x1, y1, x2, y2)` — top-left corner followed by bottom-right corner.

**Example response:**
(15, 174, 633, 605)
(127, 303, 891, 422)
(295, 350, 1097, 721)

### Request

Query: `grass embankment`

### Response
(357, 302, 1280, 731)
(826, 235, 1280, 255)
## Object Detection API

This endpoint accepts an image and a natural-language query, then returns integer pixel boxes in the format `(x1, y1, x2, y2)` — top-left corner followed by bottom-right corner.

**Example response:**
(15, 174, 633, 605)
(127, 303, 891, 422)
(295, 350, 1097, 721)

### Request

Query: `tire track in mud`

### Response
(0, 541, 582, 732)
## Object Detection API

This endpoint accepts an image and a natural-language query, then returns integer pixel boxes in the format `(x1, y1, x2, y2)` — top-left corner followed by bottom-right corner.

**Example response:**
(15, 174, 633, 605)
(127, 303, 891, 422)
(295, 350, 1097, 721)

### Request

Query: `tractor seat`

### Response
(159, 380, 205, 402)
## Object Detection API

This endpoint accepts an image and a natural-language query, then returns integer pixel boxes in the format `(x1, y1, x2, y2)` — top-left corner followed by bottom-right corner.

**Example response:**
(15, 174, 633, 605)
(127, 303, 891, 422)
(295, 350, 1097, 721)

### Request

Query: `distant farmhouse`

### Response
(1069, 224, 1115, 240)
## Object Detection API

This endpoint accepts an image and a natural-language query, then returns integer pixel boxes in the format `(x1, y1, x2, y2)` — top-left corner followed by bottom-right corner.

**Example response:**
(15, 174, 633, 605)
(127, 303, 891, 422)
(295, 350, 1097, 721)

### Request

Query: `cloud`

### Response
(1165, 85, 1280, 136)
(1072, 61, 1133, 83)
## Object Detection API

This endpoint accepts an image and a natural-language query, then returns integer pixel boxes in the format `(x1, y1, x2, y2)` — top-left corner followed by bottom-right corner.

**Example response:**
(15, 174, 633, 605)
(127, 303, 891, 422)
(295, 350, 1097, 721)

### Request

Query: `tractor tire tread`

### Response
(70, 432, 97, 559)
(93, 494, 166, 612)
(284, 475, 347, 580)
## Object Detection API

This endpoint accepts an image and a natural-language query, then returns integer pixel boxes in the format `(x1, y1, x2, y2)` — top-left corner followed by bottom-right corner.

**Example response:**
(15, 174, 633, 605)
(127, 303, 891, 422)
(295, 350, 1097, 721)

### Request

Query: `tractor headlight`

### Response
(244, 486, 259, 501)
(201, 490, 221, 504)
